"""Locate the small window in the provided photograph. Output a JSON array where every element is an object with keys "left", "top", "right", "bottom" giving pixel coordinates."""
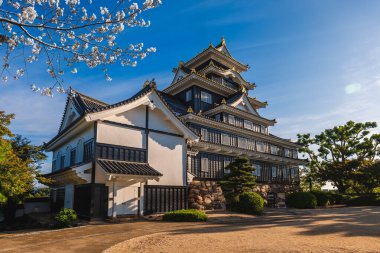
[
  {"left": 272, "top": 166, "right": 277, "bottom": 177},
  {"left": 238, "top": 137, "right": 247, "bottom": 149},
  {"left": 215, "top": 114, "right": 221, "bottom": 121},
  {"left": 83, "top": 140, "right": 93, "bottom": 162},
  {"left": 224, "top": 160, "right": 231, "bottom": 174},
  {"left": 185, "top": 90, "right": 192, "bottom": 102},
  {"left": 270, "top": 145, "right": 279, "bottom": 155},
  {"left": 293, "top": 150, "right": 298, "bottom": 159},
  {"left": 201, "top": 157, "right": 209, "bottom": 172},
  {"left": 256, "top": 141, "right": 265, "bottom": 152},
  {"left": 252, "top": 164, "right": 261, "bottom": 177},
  {"left": 228, "top": 114, "right": 235, "bottom": 125},
  {"left": 70, "top": 148, "right": 76, "bottom": 166},
  {"left": 284, "top": 148, "right": 291, "bottom": 157},
  {"left": 253, "top": 124, "right": 260, "bottom": 132},
  {"left": 201, "top": 91, "right": 212, "bottom": 104},
  {"left": 247, "top": 139, "right": 255, "bottom": 150},
  {"left": 60, "top": 155, "right": 65, "bottom": 169},
  {"left": 201, "top": 128, "right": 208, "bottom": 141}
]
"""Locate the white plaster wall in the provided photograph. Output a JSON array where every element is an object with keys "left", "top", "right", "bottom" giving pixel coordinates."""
[
  {"left": 97, "top": 122, "right": 145, "bottom": 148},
  {"left": 61, "top": 100, "right": 80, "bottom": 130},
  {"left": 104, "top": 105, "right": 146, "bottom": 128},
  {"left": 106, "top": 180, "right": 140, "bottom": 216},
  {"left": 148, "top": 107, "right": 182, "bottom": 134},
  {"left": 147, "top": 132, "right": 186, "bottom": 186},
  {"left": 52, "top": 126, "right": 94, "bottom": 170}
]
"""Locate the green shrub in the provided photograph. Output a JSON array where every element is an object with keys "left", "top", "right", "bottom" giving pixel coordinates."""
[
  {"left": 55, "top": 208, "right": 77, "bottom": 227},
  {"left": 325, "top": 192, "right": 344, "bottom": 205},
  {"left": 0, "top": 193, "right": 6, "bottom": 206},
  {"left": 224, "top": 192, "right": 240, "bottom": 211},
  {"left": 344, "top": 195, "right": 380, "bottom": 206},
  {"left": 286, "top": 192, "right": 317, "bottom": 209},
  {"left": 163, "top": 209, "right": 208, "bottom": 222},
  {"left": 237, "top": 192, "right": 264, "bottom": 215},
  {"left": 310, "top": 191, "right": 330, "bottom": 207}
]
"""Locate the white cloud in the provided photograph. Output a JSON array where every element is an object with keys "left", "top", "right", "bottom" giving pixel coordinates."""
[{"left": 344, "top": 82, "right": 362, "bottom": 94}]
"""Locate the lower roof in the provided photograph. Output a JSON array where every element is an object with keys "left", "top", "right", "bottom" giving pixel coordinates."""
[{"left": 97, "top": 159, "right": 163, "bottom": 177}]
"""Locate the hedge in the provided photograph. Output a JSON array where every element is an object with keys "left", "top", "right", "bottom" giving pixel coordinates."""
[
  {"left": 163, "top": 209, "right": 208, "bottom": 222},
  {"left": 286, "top": 192, "right": 317, "bottom": 209},
  {"left": 237, "top": 192, "right": 264, "bottom": 215},
  {"left": 310, "top": 191, "right": 330, "bottom": 207}
]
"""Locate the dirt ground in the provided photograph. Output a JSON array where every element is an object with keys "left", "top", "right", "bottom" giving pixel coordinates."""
[{"left": 1, "top": 207, "right": 380, "bottom": 253}]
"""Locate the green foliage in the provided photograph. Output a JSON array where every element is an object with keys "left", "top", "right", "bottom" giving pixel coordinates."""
[
  {"left": 0, "top": 192, "right": 7, "bottom": 205},
  {"left": 298, "top": 121, "right": 380, "bottom": 194},
  {"left": 310, "top": 191, "right": 330, "bottom": 207},
  {"left": 286, "top": 192, "right": 317, "bottom": 209},
  {"left": 55, "top": 208, "right": 78, "bottom": 227},
  {"left": 162, "top": 209, "right": 208, "bottom": 222},
  {"left": 219, "top": 156, "right": 256, "bottom": 195},
  {"left": 237, "top": 192, "right": 264, "bottom": 215},
  {"left": 325, "top": 192, "right": 344, "bottom": 205},
  {"left": 224, "top": 192, "right": 240, "bottom": 211},
  {"left": 344, "top": 195, "right": 380, "bottom": 206}
]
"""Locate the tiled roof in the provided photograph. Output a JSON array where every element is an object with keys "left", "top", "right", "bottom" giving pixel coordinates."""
[
  {"left": 157, "top": 91, "right": 188, "bottom": 115},
  {"left": 74, "top": 92, "right": 108, "bottom": 113},
  {"left": 97, "top": 159, "right": 163, "bottom": 176},
  {"left": 227, "top": 90, "right": 244, "bottom": 104}
]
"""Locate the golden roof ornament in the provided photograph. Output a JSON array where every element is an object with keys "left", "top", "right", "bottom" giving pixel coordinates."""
[
  {"left": 221, "top": 36, "right": 226, "bottom": 46},
  {"left": 209, "top": 60, "right": 215, "bottom": 66},
  {"left": 143, "top": 80, "right": 150, "bottom": 88},
  {"left": 221, "top": 98, "right": 227, "bottom": 104},
  {"left": 209, "top": 42, "right": 214, "bottom": 48},
  {"left": 191, "top": 68, "right": 196, "bottom": 73},
  {"left": 240, "top": 84, "right": 247, "bottom": 94},
  {"left": 150, "top": 78, "right": 157, "bottom": 89},
  {"left": 187, "top": 106, "right": 194, "bottom": 113},
  {"left": 231, "top": 66, "right": 236, "bottom": 71},
  {"left": 197, "top": 110, "right": 203, "bottom": 116}
]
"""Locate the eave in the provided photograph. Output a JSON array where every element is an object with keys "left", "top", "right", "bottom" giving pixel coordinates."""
[
  {"left": 199, "top": 64, "right": 255, "bottom": 90},
  {"left": 190, "top": 141, "right": 307, "bottom": 165},
  {"left": 163, "top": 72, "right": 237, "bottom": 96},
  {"left": 184, "top": 46, "right": 248, "bottom": 73},
  {"left": 203, "top": 104, "right": 276, "bottom": 126},
  {"left": 248, "top": 97, "right": 267, "bottom": 109},
  {"left": 181, "top": 113, "right": 300, "bottom": 149},
  {"left": 45, "top": 117, "right": 91, "bottom": 151}
]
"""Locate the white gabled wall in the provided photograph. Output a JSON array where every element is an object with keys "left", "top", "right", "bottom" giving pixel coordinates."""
[
  {"left": 103, "top": 105, "right": 146, "bottom": 128},
  {"left": 148, "top": 107, "right": 182, "bottom": 134},
  {"left": 52, "top": 125, "right": 94, "bottom": 170},
  {"left": 147, "top": 132, "right": 186, "bottom": 186},
  {"left": 97, "top": 122, "right": 146, "bottom": 148}
]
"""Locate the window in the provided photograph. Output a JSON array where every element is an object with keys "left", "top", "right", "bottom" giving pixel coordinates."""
[
  {"left": 60, "top": 155, "right": 65, "bottom": 169},
  {"left": 228, "top": 114, "right": 235, "bottom": 125},
  {"left": 282, "top": 167, "right": 288, "bottom": 178},
  {"left": 256, "top": 141, "right": 265, "bottom": 152},
  {"left": 238, "top": 137, "right": 247, "bottom": 149},
  {"left": 70, "top": 148, "right": 76, "bottom": 166},
  {"left": 260, "top": 125, "right": 267, "bottom": 134},
  {"left": 253, "top": 124, "right": 260, "bottom": 132},
  {"left": 224, "top": 160, "right": 231, "bottom": 174},
  {"left": 201, "top": 91, "right": 212, "bottom": 104},
  {"left": 293, "top": 150, "right": 298, "bottom": 159},
  {"left": 201, "top": 157, "right": 209, "bottom": 172},
  {"left": 244, "top": 120, "right": 253, "bottom": 130},
  {"left": 252, "top": 164, "right": 261, "bottom": 177},
  {"left": 215, "top": 114, "right": 221, "bottom": 121},
  {"left": 201, "top": 128, "right": 208, "bottom": 141},
  {"left": 83, "top": 140, "right": 93, "bottom": 162},
  {"left": 272, "top": 166, "right": 277, "bottom": 177},
  {"left": 270, "top": 145, "right": 279, "bottom": 155},
  {"left": 221, "top": 133, "right": 230, "bottom": 145},
  {"left": 284, "top": 148, "right": 291, "bottom": 157},
  {"left": 52, "top": 160, "right": 57, "bottom": 171},
  {"left": 247, "top": 139, "right": 255, "bottom": 150},
  {"left": 290, "top": 167, "right": 298, "bottom": 178},
  {"left": 185, "top": 89, "right": 192, "bottom": 102}
]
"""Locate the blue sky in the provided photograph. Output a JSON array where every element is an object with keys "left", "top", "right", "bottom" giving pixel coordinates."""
[{"left": 1, "top": 0, "right": 380, "bottom": 172}]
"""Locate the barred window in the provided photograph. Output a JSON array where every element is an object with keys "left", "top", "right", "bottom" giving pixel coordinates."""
[
  {"left": 272, "top": 166, "right": 277, "bottom": 177},
  {"left": 201, "top": 91, "right": 212, "bottom": 104},
  {"left": 224, "top": 160, "right": 231, "bottom": 174},
  {"left": 221, "top": 133, "right": 230, "bottom": 145},
  {"left": 201, "top": 128, "right": 208, "bottom": 141},
  {"left": 252, "top": 164, "right": 261, "bottom": 177},
  {"left": 284, "top": 148, "right": 291, "bottom": 157},
  {"left": 256, "top": 141, "right": 265, "bottom": 152},
  {"left": 282, "top": 167, "right": 288, "bottom": 178},
  {"left": 228, "top": 114, "right": 235, "bottom": 125},
  {"left": 270, "top": 145, "right": 279, "bottom": 155},
  {"left": 247, "top": 139, "right": 255, "bottom": 150},
  {"left": 201, "top": 157, "right": 209, "bottom": 172},
  {"left": 244, "top": 120, "right": 253, "bottom": 130},
  {"left": 253, "top": 124, "right": 261, "bottom": 132},
  {"left": 83, "top": 140, "right": 93, "bottom": 162},
  {"left": 238, "top": 137, "right": 248, "bottom": 149}
]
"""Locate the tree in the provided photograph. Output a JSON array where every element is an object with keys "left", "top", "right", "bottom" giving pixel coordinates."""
[
  {"left": 219, "top": 156, "right": 256, "bottom": 195},
  {"left": 351, "top": 160, "right": 380, "bottom": 194},
  {"left": 0, "top": 111, "right": 48, "bottom": 222},
  {"left": 297, "top": 121, "right": 380, "bottom": 193},
  {"left": 0, "top": 0, "right": 161, "bottom": 96}
]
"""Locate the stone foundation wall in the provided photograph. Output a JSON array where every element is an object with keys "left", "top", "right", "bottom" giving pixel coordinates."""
[
  {"left": 188, "top": 181, "right": 226, "bottom": 210},
  {"left": 256, "top": 183, "right": 300, "bottom": 199}
]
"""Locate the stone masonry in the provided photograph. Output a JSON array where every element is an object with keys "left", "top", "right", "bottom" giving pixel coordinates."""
[{"left": 188, "top": 180, "right": 226, "bottom": 210}]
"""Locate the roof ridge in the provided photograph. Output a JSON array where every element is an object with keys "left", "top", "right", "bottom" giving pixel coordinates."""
[{"left": 73, "top": 90, "right": 109, "bottom": 106}]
